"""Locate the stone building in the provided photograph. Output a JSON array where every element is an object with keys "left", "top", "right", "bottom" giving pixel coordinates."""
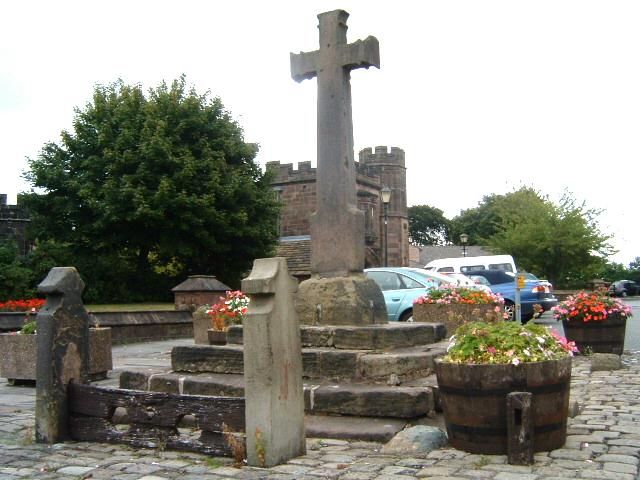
[
  {"left": 0, "top": 194, "right": 30, "bottom": 255},
  {"left": 270, "top": 146, "right": 409, "bottom": 279}
]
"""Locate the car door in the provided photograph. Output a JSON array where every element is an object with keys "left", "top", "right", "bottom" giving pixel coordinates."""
[{"left": 365, "top": 270, "right": 406, "bottom": 320}]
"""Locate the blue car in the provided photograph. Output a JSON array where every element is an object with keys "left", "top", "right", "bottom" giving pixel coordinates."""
[
  {"left": 364, "top": 267, "right": 455, "bottom": 322},
  {"left": 465, "top": 270, "right": 558, "bottom": 322}
]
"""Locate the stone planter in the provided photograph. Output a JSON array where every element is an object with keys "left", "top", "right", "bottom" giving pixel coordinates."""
[
  {"left": 435, "top": 357, "right": 571, "bottom": 454},
  {"left": 207, "top": 329, "right": 227, "bottom": 345},
  {"left": 563, "top": 314, "right": 626, "bottom": 355},
  {"left": 413, "top": 303, "right": 503, "bottom": 336},
  {"left": 0, "top": 327, "right": 113, "bottom": 384}
]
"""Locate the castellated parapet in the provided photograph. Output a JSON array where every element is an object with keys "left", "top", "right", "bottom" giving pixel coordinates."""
[{"left": 268, "top": 146, "right": 409, "bottom": 268}]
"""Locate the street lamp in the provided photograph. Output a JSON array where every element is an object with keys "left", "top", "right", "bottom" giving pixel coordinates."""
[
  {"left": 460, "top": 233, "right": 469, "bottom": 257},
  {"left": 381, "top": 186, "right": 392, "bottom": 267}
]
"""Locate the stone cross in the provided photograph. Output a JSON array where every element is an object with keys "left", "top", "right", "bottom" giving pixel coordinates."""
[{"left": 291, "top": 10, "right": 379, "bottom": 277}]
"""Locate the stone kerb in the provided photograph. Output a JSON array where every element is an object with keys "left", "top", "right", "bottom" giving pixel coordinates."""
[
  {"left": 35, "top": 267, "right": 91, "bottom": 444},
  {"left": 413, "top": 302, "right": 503, "bottom": 336},
  {"left": 241, "top": 257, "right": 306, "bottom": 467}
]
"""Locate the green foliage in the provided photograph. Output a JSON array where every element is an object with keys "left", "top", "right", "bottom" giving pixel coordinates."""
[
  {"left": 20, "top": 320, "right": 37, "bottom": 335},
  {"left": 0, "top": 240, "right": 35, "bottom": 301},
  {"left": 598, "top": 258, "right": 640, "bottom": 284},
  {"left": 449, "top": 188, "right": 613, "bottom": 288},
  {"left": 408, "top": 205, "right": 450, "bottom": 245},
  {"left": 442, "top": 321, "right": 576, "bottom": 364},
  {"left": 21, "top": 76, "right": 279, "bottom": 302}
]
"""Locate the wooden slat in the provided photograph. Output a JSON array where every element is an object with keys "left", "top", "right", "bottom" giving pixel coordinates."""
[
  {"left": 69, "top": 416, "right": 238, "bottom": 456},
  {"left": 68, "top": 383, "right": 245, "bottom": 431}
]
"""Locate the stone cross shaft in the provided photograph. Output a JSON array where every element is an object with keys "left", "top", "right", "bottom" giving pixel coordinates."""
[{"left": 291, "top": 10, "right": 379, "bottom": 277}]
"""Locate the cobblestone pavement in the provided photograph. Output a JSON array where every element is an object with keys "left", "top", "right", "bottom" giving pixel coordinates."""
[{"left": 1, "top": 342, "right": 639, "bottom": 479}]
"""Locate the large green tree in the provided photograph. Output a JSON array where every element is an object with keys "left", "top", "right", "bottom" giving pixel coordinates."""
[
  {"left": 408, "top": 205, "right": 450, "bottom": 245},
  {"left": 450, "top": 188, "right": 613, "bottom": 287},
  {"left": 22, "top": 77, "right": 280, "bottom": 302}
]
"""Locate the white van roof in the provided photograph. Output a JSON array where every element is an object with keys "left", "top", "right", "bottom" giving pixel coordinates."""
[{"left": 424, "top": 255, "right": 516, "bottom": 273}]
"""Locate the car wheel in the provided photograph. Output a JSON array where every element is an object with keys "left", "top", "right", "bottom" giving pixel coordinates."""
[
  {"left": 503, "top": 301, "right": 515, "bottom": 321},
  {"left": 621, "top": 291, "right": 628, "bottom": 298},
  {"left": 399, "top": 309, "right": 413, "bottom": 322}
]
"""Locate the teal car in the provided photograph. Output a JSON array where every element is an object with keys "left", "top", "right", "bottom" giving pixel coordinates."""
[{"left": 364, "top": 267, "right": 455, "bottom": 322}]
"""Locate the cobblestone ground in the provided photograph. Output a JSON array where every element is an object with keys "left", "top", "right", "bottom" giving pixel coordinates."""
[{"left": 1, "top": 354, "right": 639, "bottom": 480}]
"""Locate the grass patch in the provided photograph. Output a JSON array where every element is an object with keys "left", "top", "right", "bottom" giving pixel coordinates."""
[{"left": 86, "top": 303, "right": 175, "bottom": 312}]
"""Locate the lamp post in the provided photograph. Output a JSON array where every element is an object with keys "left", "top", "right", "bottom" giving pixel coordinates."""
[
  {"left": 381, "top": 187, "right": 391, "bottom": 267},
  {"left": 460, "top": 233, "right": 469, "bottom": 257}
]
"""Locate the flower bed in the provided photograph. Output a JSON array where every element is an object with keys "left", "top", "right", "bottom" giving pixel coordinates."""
[
  {"left": 0, "top": 298, "right": 45, "bottom": 312},
  {"left": 413, "top": 286, "right": 506, "bottom": 335}
]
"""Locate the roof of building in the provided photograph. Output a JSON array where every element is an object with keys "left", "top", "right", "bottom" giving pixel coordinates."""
[
  {"left": 171, "top": 275, "right": 232, "bottom": 292},
  {"left": 276, "top": 236, "right": 311, "bottom": 276}
]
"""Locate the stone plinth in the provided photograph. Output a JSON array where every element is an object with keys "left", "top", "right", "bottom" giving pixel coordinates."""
[
  {"left": 413, "top": 303, "right": 503, "bottom": 336},
  {"left": 295, "top": 274, "right": 387, "bottom": 325}
]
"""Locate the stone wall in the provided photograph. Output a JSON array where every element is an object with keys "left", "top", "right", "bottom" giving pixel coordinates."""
[{"left": 268, "top": 146, "right": 409, "bottom": 268}]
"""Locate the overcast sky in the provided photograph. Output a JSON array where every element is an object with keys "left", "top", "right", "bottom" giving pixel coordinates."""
[{"left": 1, "top": 1, "right": 638, "bottom": 265}]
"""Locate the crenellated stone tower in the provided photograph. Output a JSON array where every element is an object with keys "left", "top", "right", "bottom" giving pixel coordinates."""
[
  {"left": 359, "top": 146, "right": 408, "bottom": 267},
  {"left": 268, "top": 146, "right": 408, "bottom": 271}
]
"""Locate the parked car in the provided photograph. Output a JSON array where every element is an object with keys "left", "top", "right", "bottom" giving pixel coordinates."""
[
  {"left": 522, "top": 272, "right": 553, "bottom": 292},
  {"left": 609, "top": 280, "right": 639, "bottom": 297},
  {"left": 464, "top": 269, "right": 558, "bottom": 323},
  {"left": 438, "top": 272, "right": 493, "bottom": 293},
  {"left": 364, "top": 267, "right": 456, "bottom": 322}
]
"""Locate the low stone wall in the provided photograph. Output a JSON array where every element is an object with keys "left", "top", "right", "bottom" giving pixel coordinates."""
[
  {"left": 0, "top": 311, "right": 193, "bottom": 345},
  {"left": 413, "top": 303, "right": 502, "bottom": 336}
]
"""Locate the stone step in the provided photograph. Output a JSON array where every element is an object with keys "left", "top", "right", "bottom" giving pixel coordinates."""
[
  {"left": 170, "top": 342, "right": 448, "bottom": 381},
  {"left": 119, "top": 369, "right": 438, "bottom": 419},
  {"left": 304, "top": 415, "right": 408, "bottom": 443},
  {"left": 226, "top": 322, "right": 447, "bottom": 350}
]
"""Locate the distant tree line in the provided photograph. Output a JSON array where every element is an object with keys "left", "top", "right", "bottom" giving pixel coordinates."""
[
  {"left": 0, "top": 77, "right": 280, "bottom": 303},
  {"left": 409, "top": 188, "right": 637, "bottom": 289}
]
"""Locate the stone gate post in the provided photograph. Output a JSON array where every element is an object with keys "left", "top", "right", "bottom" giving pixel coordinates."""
[
  {"left": 242, "top": 257, "right": 306, "bottom": 467},
  {"left": 35, "top": 267, "right": 90, "bottom": 443}
]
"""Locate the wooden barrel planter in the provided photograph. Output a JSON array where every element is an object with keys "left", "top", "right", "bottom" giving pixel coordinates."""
[
  {"left": 562, "top": 314, "right": 626, "bottom": 355},
  {"left": 435, "top": 357, "right": 571, "bottom": 454}
]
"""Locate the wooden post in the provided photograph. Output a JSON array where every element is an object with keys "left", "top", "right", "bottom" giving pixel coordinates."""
[
  {"left": 507, "top": 391, "right": 534, "bottom": 465},
  {"left": 35, "top": 267, "right": 90, "bottom": 444}
]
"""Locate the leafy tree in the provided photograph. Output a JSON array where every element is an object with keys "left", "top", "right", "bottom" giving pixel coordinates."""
[
  {"left": 22, "top": 77, "right": 280, "bottom": 302},
  {"left": 408, "top": 205, "right": 450, "bottom": 245},
  {"left": 0, "top": 240, "right": 34, "bottom": 301},
  {"left": 450, "top": 188, "right": 613, "bottom": 288},
  {"left": 448, "top": 195, "right": 502, "bottom": 245}
]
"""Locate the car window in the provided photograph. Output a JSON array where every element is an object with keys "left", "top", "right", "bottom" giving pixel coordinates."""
[
  {"left": 366, "top": 271, "right": 402, "bottom": 291},
  {"left": 400, "top": 274, "right": 433, "bottom": 289},
  {"left": 489, "top": 263, "right": 514, "bottom": 272},
  {"left": 460, "top": 265, "right": 485, "bottom": 272},
  {"left": 437, "top": 267, "right": 454, "bottom": 272}
]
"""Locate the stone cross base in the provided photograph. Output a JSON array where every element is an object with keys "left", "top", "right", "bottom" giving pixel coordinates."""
[{"left": 295, "top": 274, "right": 387, "bottom": 325}]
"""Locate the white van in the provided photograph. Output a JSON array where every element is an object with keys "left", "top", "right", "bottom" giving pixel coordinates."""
[{"left": 424, "top": 255, "right": 516, "bottom": 274}]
